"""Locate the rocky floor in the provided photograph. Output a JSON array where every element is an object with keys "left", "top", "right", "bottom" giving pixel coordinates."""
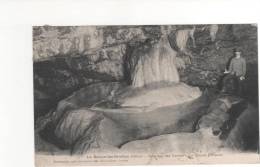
[{"left": 35, "top": 81, "right": 259, "bottom": 155}]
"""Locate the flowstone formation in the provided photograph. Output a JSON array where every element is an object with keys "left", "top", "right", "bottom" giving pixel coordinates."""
[{"left": 131, "top": 35, "right": 180, "bottom": 87}]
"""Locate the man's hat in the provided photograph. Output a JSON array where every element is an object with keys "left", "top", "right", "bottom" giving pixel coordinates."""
[{"left": 234, "top": 48, "right": 241, "bottom": 53}]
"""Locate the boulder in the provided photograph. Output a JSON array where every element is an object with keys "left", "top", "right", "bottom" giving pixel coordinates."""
[
  {"left": 37, "top": 82, "right": 124, "bottom": 152},
  {"left": 54, "top": 109, "right": 103, "bottom": 147},
  {"left": 197, "top": 95, "right": 246, "bottom": 135},
  {"left": 35, "top": 132, "right": 63, "bottom": 154},
  {"left": 52, "top": 82, "right": 124, "bottom": 123},
  {"left": 91, "top": 90, "right": 212, "bottom": 147},
  {"left": 225, "top": 103, "right": 259, "bottom": 151},
  {"left": 196, "top": 93, "right": 259, "bottom": 151},
  {"left": 47, "top": 86, "right": 209, "bottom": 154}
]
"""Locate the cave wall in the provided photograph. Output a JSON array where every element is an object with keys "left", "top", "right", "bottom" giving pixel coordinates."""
[
  {"left": 33, "top": 25, "right": 161, "bottom": 118},
  {"left": 179, "top": 24, "right": 258, "bottom": 104},
  {"left": 33, "top": 24, "right": 258, "bottom": 118}
]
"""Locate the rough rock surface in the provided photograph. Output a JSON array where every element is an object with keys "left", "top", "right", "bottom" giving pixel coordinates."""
[
  {"left": 120, "top": 128, "right": 224, "bottom": 154},
  {"left": 179, "top": 25, "right": 258, "bottom": 104},
  {"left": 34, "top": 25, "right": 258, "bottom": 120},
  {"left": 197, "top": 95, "right": 245, "bottom": 133},
  {"left": 36, "top": 86, "right": 258, "bottom": 155},
  {"left": 54, "top": 109, "right": 102, "bottom": 147},
  {"left": 33, "top": 26, "right": 160, "bottom": 119},
  {"left": 115, "top": 95, "right": 257, "bottom": 154},
  {"left": 37, "top": 83, "right": 210, "bottom": 154},
  {"left": 36, "top": 82, "right": 123, "bottom": 150},
  {"left": 52, "top": 82, "right": 124, "bottom": 121},
  {"left": 225, "top": 103, "right": 259, "bottom": 151}
]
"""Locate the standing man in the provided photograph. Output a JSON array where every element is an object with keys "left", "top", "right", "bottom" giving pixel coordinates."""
[{"left": 223, "top": 49, "right": 246, "bottom": 95}]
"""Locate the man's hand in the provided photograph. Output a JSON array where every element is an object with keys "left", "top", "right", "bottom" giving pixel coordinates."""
[
  {"left": 240, "top": 76, "right": 245, "bottom": 80},
  {"left": 224, "top": 69, "right": 230, "bottom": 74}
]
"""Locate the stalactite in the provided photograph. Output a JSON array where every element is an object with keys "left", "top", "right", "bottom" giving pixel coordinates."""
[
  {"left": 168, "top": 27, "right": 196, "bottom": 65},
  {"left": 209, "top": 24, "right": 218, "bottom": 42},
  {"left": 176, "top": 29, "right": 190, "bottom": 52},
  {"left": 189, "top": 26, "right": 196, "bottom": 48},
  {"left": 174, "top": 57, "right": 186, "bottom": 70}
]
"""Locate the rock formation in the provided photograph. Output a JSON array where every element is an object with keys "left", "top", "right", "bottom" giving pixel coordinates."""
[{"left": 131, "top": 35, "right": 180, "bottom": 87}]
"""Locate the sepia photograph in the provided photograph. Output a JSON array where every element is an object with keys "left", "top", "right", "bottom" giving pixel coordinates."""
[{"left": 33, "top": 24, "right": 258, "bottom": 165}]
